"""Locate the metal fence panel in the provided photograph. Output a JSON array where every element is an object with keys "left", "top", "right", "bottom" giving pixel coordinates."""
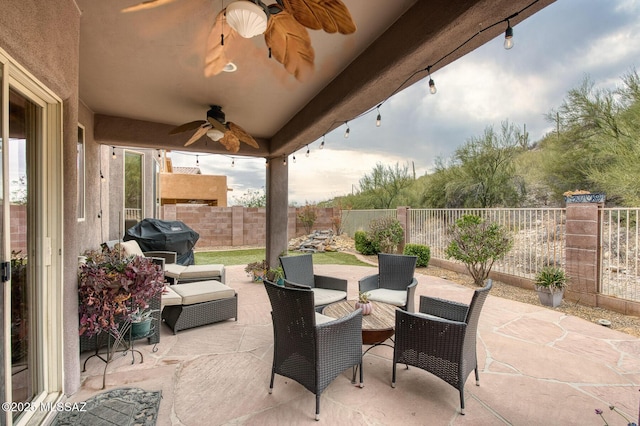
[
  {"left": 408, "top": 208, "right": 566, "bottom": 280},
  {"left": 341, "top": 209, "right": 397, "bottom": 237},
  {"left": 601, "top": 208, "right": 640, "bottom": 302}
]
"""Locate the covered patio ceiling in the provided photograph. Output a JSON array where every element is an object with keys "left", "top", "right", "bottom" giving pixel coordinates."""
[{"left": 78, "top": 0, "right": 554, "bottom": 159}]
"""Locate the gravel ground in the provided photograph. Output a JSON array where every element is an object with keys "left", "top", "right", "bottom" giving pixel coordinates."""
[{"left": 357, "top": 252, "right": 640, "bottom": 339}]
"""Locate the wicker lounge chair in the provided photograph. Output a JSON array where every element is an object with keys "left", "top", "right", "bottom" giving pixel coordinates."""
[
  {"left": 115, "top": 240, "right": 225, "bottom": 284},
  {"left": 279, "top": 254, "right": 347, "bottom": 312},
  {"left": 358, "top": 253, "right": 418, "bottom": 312},
  {"left": 263, "top": 280, "right": 363, "bottom": 421},
  {"left": 391, "top": 279, "right": 493, "bottom": 414}
]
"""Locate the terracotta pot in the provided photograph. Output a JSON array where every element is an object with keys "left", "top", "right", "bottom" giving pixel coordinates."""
[{"left": 355, "top": 301, "right": 373, "bottom": 315}]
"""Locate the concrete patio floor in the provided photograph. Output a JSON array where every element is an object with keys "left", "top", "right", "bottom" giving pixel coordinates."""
[{"left": 73, "top": 264, "right": 640, "bottom": 425}]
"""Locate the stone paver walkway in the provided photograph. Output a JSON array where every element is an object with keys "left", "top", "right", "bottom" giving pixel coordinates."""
[{"left": 73, "top": 264, "right": 640, "bottom": 425}]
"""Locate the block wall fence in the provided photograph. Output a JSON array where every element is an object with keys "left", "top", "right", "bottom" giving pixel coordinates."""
[{"left": 160, "top": 204, "right": 339, "bottom": 248}]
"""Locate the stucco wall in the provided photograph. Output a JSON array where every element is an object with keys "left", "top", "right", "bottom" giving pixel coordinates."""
[{"left": 0, "top": 0, "right": 82, "bottom": 395}]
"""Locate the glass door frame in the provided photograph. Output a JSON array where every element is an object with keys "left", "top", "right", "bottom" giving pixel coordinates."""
[{"left": 0, "top": 47, "right": 64, "bottom": 426}]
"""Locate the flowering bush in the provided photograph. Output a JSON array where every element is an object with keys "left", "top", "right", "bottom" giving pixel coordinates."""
[{"left": 78, "top": 246, "right": 164, "bottom": 337}]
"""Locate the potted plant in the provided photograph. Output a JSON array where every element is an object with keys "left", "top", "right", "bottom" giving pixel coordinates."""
[
  {"left": 78, "top": 246, "right": 164, "bottom": 339},
  {"left": 266, "top": 266, "right": 285, "bottom": 285},
  {"left": 129, "top": 307, "right": 159, "bottom": 337},
  {"left": 534, "top": 266, "right": 567, "bottom": 307},
  {"left": 355, "top": 291, "right": 373, "bottom": 315},
  {"left": 244, "top": 259, "right": 269, "bottom": 282}
]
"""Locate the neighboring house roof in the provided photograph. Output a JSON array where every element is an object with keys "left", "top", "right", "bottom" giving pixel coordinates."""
[{"left": 173, "top": 167, "right": 201, "bottom": 175}]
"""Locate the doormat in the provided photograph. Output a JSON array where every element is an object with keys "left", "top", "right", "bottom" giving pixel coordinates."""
[{"left": 52, "top": 387, "right": 161, "bottom": 426}]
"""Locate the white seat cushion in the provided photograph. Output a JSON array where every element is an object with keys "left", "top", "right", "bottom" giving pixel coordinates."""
[
  {"left": 171, "top": 280, "right": 235, "bottom": 305},
  {"left": 367, "top": 288, "right": 406, "bottom": 307},
  {"left": 164, "top": 263, "right": 224, "bottom": 279},
  {"left": 315, "top": 312, "right": 335, "bottom": 325},
  {"left": 311, "top": 288, "right": 347, "bottom": 307},
  {"left": 161, "top": 285, "right": 182, "bottom": 307}
]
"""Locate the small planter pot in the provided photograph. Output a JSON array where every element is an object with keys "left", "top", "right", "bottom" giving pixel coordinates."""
[
  {"left": 131, "top": 319, "right": 153, "bottom": 337},
  {"left": 355, "top": 301, "right": 373, "bottom": 315},
  {"left": 535, "top": 286, "right": 564, "bottom": 308}
]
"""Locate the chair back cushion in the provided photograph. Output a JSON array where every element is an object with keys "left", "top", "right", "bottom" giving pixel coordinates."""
[
  {"left": 378, "top": 254, "right": 417, "bottom": 291},
  {"left": 118, "top": 240, "right": 145, "bottom": 257},
  {"left": 279, "top": 254, "right": 315, "bottom": 288}
]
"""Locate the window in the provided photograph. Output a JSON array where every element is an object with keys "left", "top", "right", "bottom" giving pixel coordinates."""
[
  {"left": 77, "top": 125, "right": 85, "bottom": 220},
  {"left": 124, "top": 150, "right": 144, "bottom": 227}
]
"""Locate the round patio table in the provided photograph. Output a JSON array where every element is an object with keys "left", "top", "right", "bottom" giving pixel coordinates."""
[{"left": 322, "top": 300, "right": 397, "bottom": 345}]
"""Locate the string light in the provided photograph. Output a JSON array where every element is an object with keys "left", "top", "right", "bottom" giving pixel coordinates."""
[
  {"left": 306, "top": 145, "right": 310, "bottom": 157},
  {"left": 292, "top": 154, "right": 296, "bottom": 163},
  {"left": 231, "top": 158, "right": 235, "bottom": 167},
  {"left": 112, "top": 146, "right": 116, "bottom": 159},
  {"left": 286, "top": 5, "right": 531, "bottom": 157},
  {"left": 265, "top": 158, "right": 269, "bottom": 167},
  {"left": 100, "top": 171, "right": 105, "bottom": 182},
  {"left": 157, "top": 150, "right": 162, "bottom": 158},
  {"left": 196, "top": 155, "right": 200, "bottom": 166},
  {"left": 283, "top": 155, "right": 287, "bottom": 165},
  {"left": 504, "top": 19, "right": 514, "bottom": 49},
  {"left": 427, "top": 66, "right": 437, "bottom": 95}
]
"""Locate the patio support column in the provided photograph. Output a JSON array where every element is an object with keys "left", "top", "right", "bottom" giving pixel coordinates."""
[{"left": 266, "top": 158, "right": 288, "bottom": 268}]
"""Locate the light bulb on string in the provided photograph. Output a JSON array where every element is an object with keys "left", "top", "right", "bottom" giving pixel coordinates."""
[
  {"left": 231, "top": 158, "right": 235, "bottom": 167},
  {"left": 427, "top": 66, "right": 437, "bottom": 95},
  {"left": 306, "top": 145, "right": 310, "bottom": 157},
  {"left": 344, "top": 122, "right": 350, "bottom": 138},
  {"left": 504, "top": 19, "right": 514, "bottom": 49},
  {"left": 265, "top": 158, "right": 269, "bottom": 167},
  {"left": 112, "top": 146, "right": 116, "bottom": 159},
  {"left": 283, "top": 155, "right": 287, "bottom": 166},
  {"left": 292, "top": 154, "right": 296, "bottom": 163},
  {"left": 196, "top": 155, "right": 199, "bottom": 166},
  {"left": 376, "top": 104, "right": 382, "bottom": 127},
  {"left": 320, "top": 135, "right": 325, "bottom": 150},
  {"left": 100, "top": 171, "right": 105, "bottom": 182}
]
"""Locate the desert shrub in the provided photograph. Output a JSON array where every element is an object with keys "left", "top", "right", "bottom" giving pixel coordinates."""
[
  {"left": 445, "top": 214, "right": 512, "bottom": 286},
  {"left": 354, "top": 230, "right": 377, "bottom": 255},
  {"left": 297, "top": 204, "right": 317, "bottom": 234},
  {"left": 368, "top": 216, "right": 404, "bottom": 254},
  {"left": 403, "top": 244, "right": 431, "bottom": 267}
]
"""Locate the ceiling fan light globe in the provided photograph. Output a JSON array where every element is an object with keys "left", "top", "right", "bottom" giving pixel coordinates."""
[
  {"left": 207, "top": 128, "right": 225, "bottom": 141},
  {"left": 225, "top": 1, "right": 268, "bottom": 38}
]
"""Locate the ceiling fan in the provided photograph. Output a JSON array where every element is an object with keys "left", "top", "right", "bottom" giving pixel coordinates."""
[
  {"left": 169, "top": 105, "right": 260, "bottom": 153},
  {"left": 121, "top": 0, "right": 357, "bottom": 81}
]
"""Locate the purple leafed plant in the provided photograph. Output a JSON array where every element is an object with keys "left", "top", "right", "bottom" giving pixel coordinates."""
[{"left": 78, "top": 246, "right": 164, "bottom": 338}]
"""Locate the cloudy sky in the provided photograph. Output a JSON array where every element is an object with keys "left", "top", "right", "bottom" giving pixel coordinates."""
[{"left": 171, "top": 0, "right": 640, "bottom": 205}]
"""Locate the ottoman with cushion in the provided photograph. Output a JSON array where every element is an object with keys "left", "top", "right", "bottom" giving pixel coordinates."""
[{"left": 162, "top": 280, "right": 237, "bottom": 334}]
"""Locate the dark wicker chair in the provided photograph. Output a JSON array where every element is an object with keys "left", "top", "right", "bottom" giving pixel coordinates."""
[
  {"left": 391, "top": 279, "right": 493, "bottom": 415},
  {"left": 263, "top": 280, "right": 363, "bottom": 421},
  {"left": 358, "top": 253, "right": 418, "bottom": 312},
  {"left": 279, "top": 254, "right": 348, "bottom": 312}
]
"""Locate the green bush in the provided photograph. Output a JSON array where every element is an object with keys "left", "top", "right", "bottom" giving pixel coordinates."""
[
  {"left": 368, "top": 217, "right": 404, "bottom": 254},
  {"left": 445, "top": 214, "right": 512, "bottom": 286},
  {"left": 403, "top": 244, "right": 430, "bottom": 267},
  {"left": 354, "top": 230, "right": 377, "bottom": 255}
]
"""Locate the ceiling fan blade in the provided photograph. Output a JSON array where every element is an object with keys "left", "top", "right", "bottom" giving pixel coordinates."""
[
  {"left": 121, "top": 0, "right": 178, "bottom": 13},
  {"left": 204, "top": 10, "right": 238, "bottom": 77},
  {"left": 183, "top": 125, "right": 209, "bottom": 147},
  {"left": 207, "top": 116, "right": 228, "bottom": 133},
  {"left": 228, "top": 122, "right": 259, "bottom": 149},
  {"left": 264, "top": 7, "right": 315, "bottom": 81},
  {"left": 169, "top": 120, "right": 206, "bottom": 135},
  {"left": 218, "top": 132, "right": 241, "bottom": 153},
  {"left": 280, "top": 0, "right": 356, "bottom": 34}
]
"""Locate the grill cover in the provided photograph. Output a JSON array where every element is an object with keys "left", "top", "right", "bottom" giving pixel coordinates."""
[{"left": 124, "top": 218, "right": 199, "bottom": 265}]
